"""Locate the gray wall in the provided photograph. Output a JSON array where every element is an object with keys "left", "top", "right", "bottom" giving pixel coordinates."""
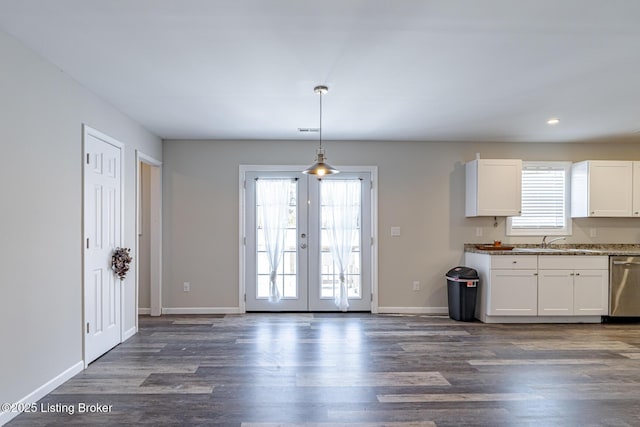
[
  {"left": 162, "top": 139, "right": 640, "bottom": 311},
  {"left": 0, "top": 30, "right": 161, "bottom": 408}
]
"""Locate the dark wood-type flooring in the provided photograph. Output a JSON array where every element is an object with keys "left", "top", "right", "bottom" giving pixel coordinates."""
[{"left": 8, "top": 313, "right": 640, "bottom": 426}]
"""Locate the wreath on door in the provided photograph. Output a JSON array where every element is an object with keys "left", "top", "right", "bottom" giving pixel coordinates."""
[{"left": 112, "top": 247, "right": 133, "bottom": 280}]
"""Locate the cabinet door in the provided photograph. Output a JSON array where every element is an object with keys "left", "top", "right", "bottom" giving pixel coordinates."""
[
  {"left": 476, "top": 159, "right": 522, "bottom": 216},
  {"left": 537, "top": 270, "right": 573, "bottom": 315},
  {"left": 488, "top": 270, "right": 537, "bottom": 316},
  {"left": 465, "top": 159, "right": 522, "bottom": 217},
  {"left": 574, "top": 269, "right": 609, "bottom": 315},
  {"left": 633, "top": 162, "right": 640, "bottom": 217},
  {"left": 588, "top": 161, "right": 633, "bottom": 217}
]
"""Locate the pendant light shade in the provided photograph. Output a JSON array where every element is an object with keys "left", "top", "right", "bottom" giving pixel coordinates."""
[
  {"left": 302, "top": 148, "right": 339, "bottom": 176},
  {"left": 303, "top": 85, "right": 339, "bottom": 176}
]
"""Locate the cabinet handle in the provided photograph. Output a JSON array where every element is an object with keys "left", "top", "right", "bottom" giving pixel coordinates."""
[
  {"left": 575, "top": 273, "right": 580, "bottom": 276},
  {"left": 512, "top": 261, "right": 517, "bottom": 264},
  {"left": 533, "top": 273, "right": 538, "bottom": 276},
  {"left": 570, "top": 273, "right": 575, "bottom": 276},
  {"left": 613, "top": 261, "right": 640, "bottom": 265},
  {"left": 591, "top": 211, "right": 595, "bottom": 215}
]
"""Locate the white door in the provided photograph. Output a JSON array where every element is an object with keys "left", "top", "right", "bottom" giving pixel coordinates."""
[
  {"left": 308, "top": 173, "right": 372, "bottom": 311},
  {"left": 244, "top": 170, "right": 372, "bottom": 311},
  {"left": 245, "top": 172, "right": 308, "bottom": 311},
  {"left": 84, "top": 127, "right": 123, "bottom": 364}
]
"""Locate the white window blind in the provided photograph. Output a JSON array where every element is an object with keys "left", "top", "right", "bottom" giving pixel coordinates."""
[{"left": 507, "top": 161, "right": 571, "bottom": 236}]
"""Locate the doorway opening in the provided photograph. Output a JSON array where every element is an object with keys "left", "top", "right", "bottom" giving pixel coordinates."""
[{"left": 136, "top": 151, "right": 162, "bottom": 319}]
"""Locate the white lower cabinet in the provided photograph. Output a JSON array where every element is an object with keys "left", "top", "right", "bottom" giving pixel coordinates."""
[
  {"left": 489, "top": 269, "right": 538, "bottom": 315},
  {"left": 537, "top": 256, "right": 609, "bottom": 316},
  {"left": 574, "top": 269, "right": 609, "bottom": 315},
  {"left": 537, "top": 270, "right": 573, "bottom": 315},
  {"left": 465, "top": 253, "right": 539, "bottom": 322},
  {"left": 465, "top": 252, "right": 609, "bottom": 323}
]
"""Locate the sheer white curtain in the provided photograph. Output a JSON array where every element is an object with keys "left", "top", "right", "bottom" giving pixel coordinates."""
[
  {"left": 322, "top": 180, "right": 361, "bottom": 311},
  {"left": 257, "top": 179, "right": 291, "bottom": 303}
]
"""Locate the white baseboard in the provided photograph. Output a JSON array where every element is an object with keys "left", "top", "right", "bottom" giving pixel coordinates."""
[
  {"left": 162, "top": 307, "right": 446, "bottom": 315},
  {"left": 377, "top": 306, "right": 449, "bottom": 315},
  {"left": 161, "top": 307, "right": 242, "bottom": 315},
  {"left": 122, "top": 326, "right": 137, "bottom": 341},
  {"left": 0, "top": 360, "right": 83, "bottom": 426},
  {"left": 138, "top": 308, "right": 151, "bottom": 315}
]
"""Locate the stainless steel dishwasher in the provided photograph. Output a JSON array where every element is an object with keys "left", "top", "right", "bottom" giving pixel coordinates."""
[{"left": 610, "top": 256, "right": 640, "bottom": 317}]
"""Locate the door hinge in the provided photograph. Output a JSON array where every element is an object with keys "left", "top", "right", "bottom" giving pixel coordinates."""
[
  {"left": 370, "top": 293, "right": 373, "bottom": 302},
  {"left": 243, "top": 237, "right": 246, "bottom": 245},
  {"left": 86, "top": 238, "right": 89, "bottom": 249},
  {"left": 244, "top": 294, "right": 246, "bottom": 302},
  {"left": 86, "top": 322, "right": 90, "bottom": 334},
  {"left": 371, "top": 237, "right": 374, "bottom": 245},
  {"left": 243, "top": 180, "right": 246, "bottom": 189},
  {"left": 86, "top": 153, "right": 90, "bottom": 164}
]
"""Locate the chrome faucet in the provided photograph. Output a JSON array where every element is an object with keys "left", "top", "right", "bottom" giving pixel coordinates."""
[{"left": 541, "top": 236, "right": 566, "bottom": 248}]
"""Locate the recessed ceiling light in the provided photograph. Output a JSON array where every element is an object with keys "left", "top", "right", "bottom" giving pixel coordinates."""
[{"left": 547, "top": 118, "right": 560, "bottom": 125}]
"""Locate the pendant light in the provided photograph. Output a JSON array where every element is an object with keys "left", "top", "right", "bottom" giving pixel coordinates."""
[{"left": 303, "top": 85, "right": 339, "bottom": 176}]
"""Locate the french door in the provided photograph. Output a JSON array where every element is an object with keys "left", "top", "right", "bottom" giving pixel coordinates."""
[{"left": 244, "top": 170, "right": 372, "bottom": 311}]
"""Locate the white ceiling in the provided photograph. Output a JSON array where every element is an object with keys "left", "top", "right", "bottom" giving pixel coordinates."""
[{"left": 1, "top": 0, "right": 640, "bottom": 142}]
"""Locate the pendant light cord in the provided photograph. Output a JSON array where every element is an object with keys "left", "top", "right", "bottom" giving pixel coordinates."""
[{"left": 319, "top": 89, "right": 323, "bottom": 151}]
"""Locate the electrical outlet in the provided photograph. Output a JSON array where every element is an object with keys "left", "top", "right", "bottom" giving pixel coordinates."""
[
  {"left": 412, "top": 281, "right": 420, "bottom": 291},
  {"left": 183, "top": 282, "right": 190, "bottom": 292},
  {"left": 475, "top": 227, "right": 483, "bottom": 237},
  {"left": 391, "top": 226, "right": 401, "bottom": 237}
]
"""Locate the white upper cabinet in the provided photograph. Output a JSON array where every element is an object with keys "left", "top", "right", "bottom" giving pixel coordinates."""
[
  {"left": 465, "top": 159, "right": 522, "bottom": 217},
  {"left": 633, "top": 162, "right": 640, "bottom": 217},
  {"left": 571, "top": 160, "right": 633, "bottom": 217}
]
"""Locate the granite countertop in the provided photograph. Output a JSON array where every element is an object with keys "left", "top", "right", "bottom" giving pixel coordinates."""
[{"left": 464, "top": 243, "right": 640, "bottom": 256}]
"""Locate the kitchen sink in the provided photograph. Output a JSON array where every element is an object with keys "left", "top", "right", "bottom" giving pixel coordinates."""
[
  {"left": 560, "top": 248, "right": 605, "bottom": 253},
  {"left": 511, "top": 247, "right": 604, "bottom": 253},
  {"left": 512, "top": 248, "right": 563, "bottom": 253}
]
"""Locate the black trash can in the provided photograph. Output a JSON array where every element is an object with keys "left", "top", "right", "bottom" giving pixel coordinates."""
[{"left": 445, "top": 266, "right": 479, "bottom": 321}]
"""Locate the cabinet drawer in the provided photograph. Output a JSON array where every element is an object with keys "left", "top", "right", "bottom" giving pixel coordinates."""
[
  {"left": 538, "top": 255, "right": 608, "bottom": 270},
  {"left": 491, "top": 255, "right": 537, "bottom": 269}
]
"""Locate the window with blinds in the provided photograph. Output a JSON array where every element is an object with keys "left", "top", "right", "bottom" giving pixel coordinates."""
[{"left": 506, "top": 161, "right": 572, "bottom": 236}]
